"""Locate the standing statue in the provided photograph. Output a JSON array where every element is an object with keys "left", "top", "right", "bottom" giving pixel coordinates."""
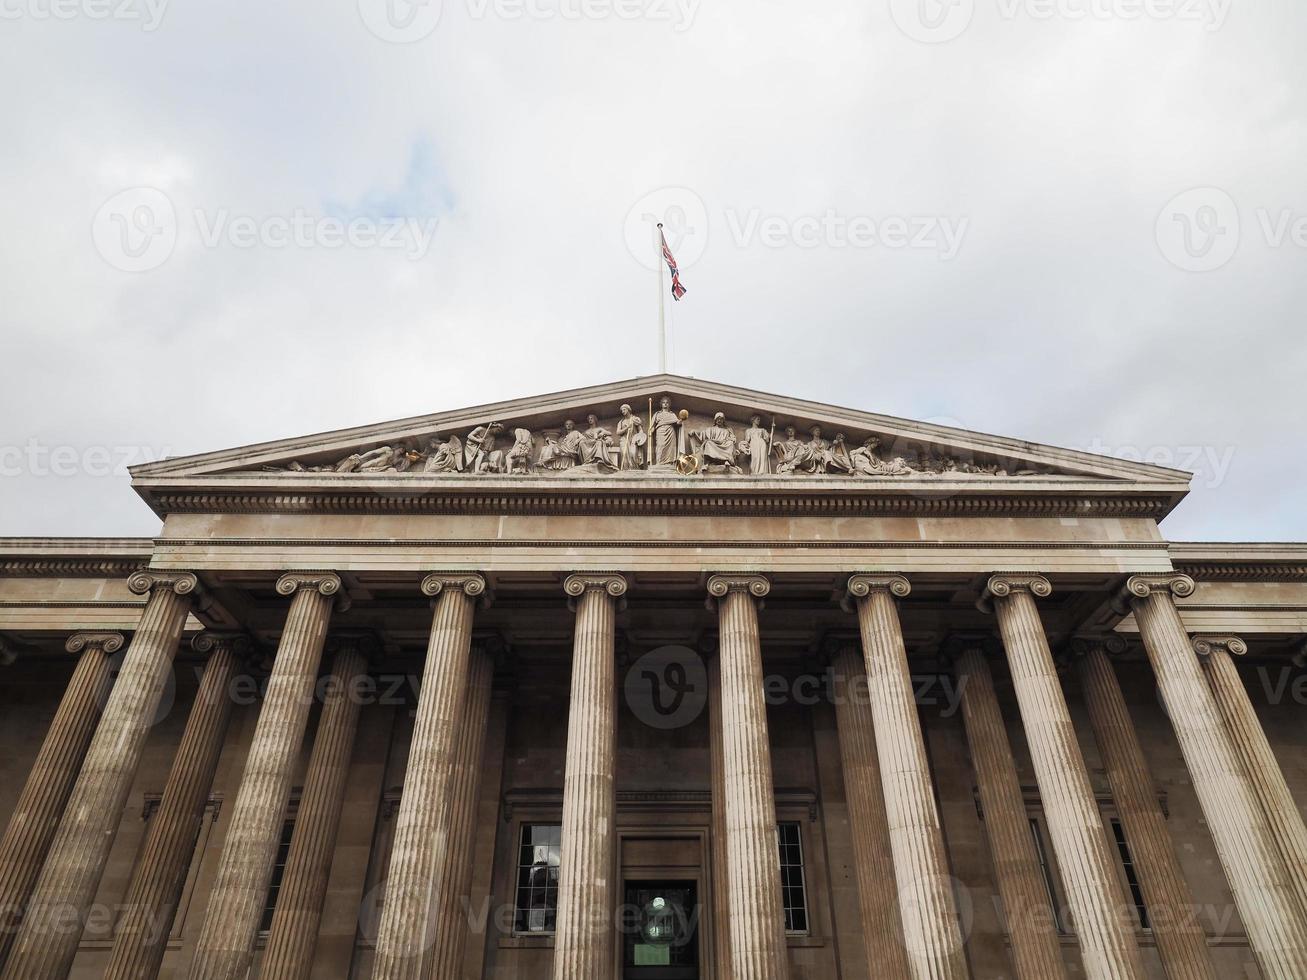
[
  {"left": 649, "top": 397, "right": 685, "bottom": 469},
  {"left": 689, "top": 413, "right": 742, "bottom": 474},
  {"left": 616, "top": 404, "right": 646, "bottom": 471},
  {"left": 423, "top": 434, "right": 464, "bottom": 473},
  {"left": 740, "top": 415, "right": 771, "bottom": 475},
  {"left": 506, "top": 428, "right": 534, "bottom": 474},
  {"left": 465, "top": 422, "right": 506, "bottom": 473}
]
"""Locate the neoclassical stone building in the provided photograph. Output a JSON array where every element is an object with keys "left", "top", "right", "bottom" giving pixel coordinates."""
[{"left": 1, "top": 375, "right": 1305, "bottom": 980}]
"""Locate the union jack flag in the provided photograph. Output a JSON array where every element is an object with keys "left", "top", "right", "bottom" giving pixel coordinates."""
[{"left": 659, "top": 225, "right": 688, "bottom": 301}]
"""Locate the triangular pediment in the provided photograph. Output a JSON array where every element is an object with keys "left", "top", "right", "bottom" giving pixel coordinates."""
[{"left": 131, "top": 376, "right": 1191, "bottom": 514}]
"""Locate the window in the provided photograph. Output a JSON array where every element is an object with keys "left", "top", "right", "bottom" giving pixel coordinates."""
[
  {"left": 777, "top": 822, "right": 809, "bottom": 934},
  {"left": 514, "top": 824, "right": 561, "bottom": 934},
  {"left": 1028, "top": 817, "right": 1067, "bottom": 934},
  {"left": 260, "top": 817, "right": 296, "bottom": 932},
  {"left": 1110, "top": 819, "right": 1149, "bottom": 930}
]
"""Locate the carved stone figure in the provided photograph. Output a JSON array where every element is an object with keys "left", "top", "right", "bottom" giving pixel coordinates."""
[
  {"left": 465, "top": 423, "right": 506, "bottom": 473},
  {"left": 800, "top": 426, "right": 832, "bottom": 474},
  {"left": 827, "top": 433, "right": 854, "bottom": 474},
  {"left": 506, "top": 428, "right": 534, "bottom": 474},
  {"left": 583, "top": 414, "right": 619, "bottom": 469},
  {"left": 689, "top": 413, "right": 742, "bottom": 474},
  {"left": 537, "top": 430, "right": 571, "bottom": 471},
  {"left": 774, "top": 426, "right": 809, "bottom": 475},
  {"left": 740, "top": 415, "right": 772, "bottom": 475},
  {"left": 616, "top": 404, "right": 646, "bottom": 471},
  {"left": 850, "top": 436, "right": 914, "bottom": 477},
  {"left": 423, "top": 434, "right": 464, "bottom": 473},
  {"left": 649, "top": 397, "right": 685, "bottom": 469}
]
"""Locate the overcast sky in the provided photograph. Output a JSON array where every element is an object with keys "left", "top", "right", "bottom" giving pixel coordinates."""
[{"left": 1, "top": 0, "right": 1303, "bottom": 541}]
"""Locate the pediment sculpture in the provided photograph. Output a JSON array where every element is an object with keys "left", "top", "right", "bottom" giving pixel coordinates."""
[{"left": 267, "top": 396, "right": 1057, "bottom": 480}]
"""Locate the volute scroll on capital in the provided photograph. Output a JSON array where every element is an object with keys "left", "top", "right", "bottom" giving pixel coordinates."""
[
  {"left": 562, "top": 573, "right": 630, "bottom": 599},
  {"left": 420, "top": 572, "right": 489, "bottom": 600},
  {"left": 1192, "top": 634, "right": 1249, "bottom": 659},
  {"left": 842, "top": 575, "right": 911, "bottom": 614},
  {"left": 65, "top": 632, "right": 126, "bottom": 655},
  {"left": 1066, "top": 633, "right": 1130, "bottom": 660},
  {"left": 976, "top": 573, "right": 1052, "bottom": 613},
  {"left": 706, "top": 573, "right": 771, "bottom": 600},
  {"left": 127, "top": 570, "right": 200, "bottom": 598}
]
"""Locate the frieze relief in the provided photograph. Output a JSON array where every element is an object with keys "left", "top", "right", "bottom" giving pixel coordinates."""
[{"left": 263, "top": 396, "right": 1061, "bottom": 480}]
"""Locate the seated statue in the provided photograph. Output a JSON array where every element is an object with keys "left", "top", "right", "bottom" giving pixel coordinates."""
[
  {"left": 689, "top": 412, "right": 742, "bottom": 474},
  {"left": 424, "top": 434, "right": 464, "bottom": 473},
  {"left": 850, "top": 436, "right": 914, "bottom": 477}
]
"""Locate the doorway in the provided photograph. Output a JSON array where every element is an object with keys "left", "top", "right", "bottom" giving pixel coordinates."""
[{"left": 622, "top": 880, "right": 700, "bottom": 980}]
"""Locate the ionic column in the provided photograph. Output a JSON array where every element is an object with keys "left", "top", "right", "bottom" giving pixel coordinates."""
[
  {"left": 426, "top": 636, "right": 498, "bottom": 980},
  {"left": 1194, "top": 635, "right": 1307, "bottom": 923},
  {"left": 105, "top": 633, "right": 252, "bottom": 980},
  {"left": 709, "top": 574, "right": 789, "bottom": 980},
  {"left": 0, "top": 633, "right": 120, "bottom": 967},
  {"left": 1124, "top": 576, "right": 1307, "bottom": 978},
  {"left": 373, "top": 573, "right": 487, "bottom": 980},
  {"left": 827, "top": 637, "right": 911, "bottom": 978},
  {"left": 2, "top": 572, "right": 196, "bottom": 980},
  {"left": 190, "top": 572, "right": 345, "bottom": 980},
  {"left": 949, "top": 636, "right": 1067, "bottom": 980},
  {"left": 1071, "top": 635, "right": 1217, "bottom": 980},
  {"left": 706, "top": 640, "right": 732, "bottom": 980},
  {"left": 980, "top": 574, "right": 1144, "bottom": 980},
  {"left": 551, "top": 573, "right": 627, "bottom": 980},
  {"left": 261, "top": 632, "right": 375, "bottom": 980},
  {"left": 846, "top": 575, "right": 966, "bottom": 980}
]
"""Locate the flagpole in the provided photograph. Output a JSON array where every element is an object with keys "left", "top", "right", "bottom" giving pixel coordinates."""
[{"left": 656, "top": 223, "right": 667, "bottom": 373}]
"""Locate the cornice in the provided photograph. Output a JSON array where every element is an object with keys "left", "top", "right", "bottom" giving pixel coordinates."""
[
  {"left": 136, "top": 485, "right": 1178, "bottom": 521},
  {"left": 1172, "top": 561, "right": 1307, "bottom": 582},
  {"left": 0, "top": 559, "right": 149, "bottom": 578}
]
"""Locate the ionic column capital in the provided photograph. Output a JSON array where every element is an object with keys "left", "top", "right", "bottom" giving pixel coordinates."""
[
  {"left": 65, "top": 632, "right": 126, "bottom": 655},
  {"left": 127, "top": 570, "right": 199, "bottom": 597},
  {"left": 1192, "top": 634, "right": 1248, "bottom": 659},
  {"left": 845, "top": 574, "right": 911, "bottom": 605},
  {"left": 192, "top": 632, "right": 257, "bottom": 661},
  {"left": 706, "top": 573, "right": 770, "bottom": 599},
  {"left": 1066, "top": 633, "right": 1129, "bottom": 660},
  {"left": 421, "top": 572, "right": 488, "bottom": 600},
  {"left": 563, "top": 573, "right": 629, "bottom": 599},
  {"left": 324, "top": 629, "right": 383, "bottom": 663},
  {"left": 977, "top": 573, "right": 1051, "bottom": 613},
  {"left": 1115, "top": 573, "right": 1197, "bottom": 613}
]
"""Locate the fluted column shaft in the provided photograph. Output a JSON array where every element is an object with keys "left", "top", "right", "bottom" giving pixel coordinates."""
[
  {"left": 953, "top": 644, "right": 1067, "bottom": 980},
  {"left": 2, "top": 573, "right": 196, "bottom": 980},
  {"left": 1074, "top": 638, "right": 1217, "bottom": 980},
  {"left": 261, "top": 636, "right": 371, "bottom": 980},
  {"left": 1196, "top": 635, "right": 1307, "bottom": 923},
  {"left": 426, "top": 641, "right": 496, "bottom": 980},
  {"left": 984, "top": 576, "right": 1143, "bottom": 980},
  {"left": 190, "top": 573, "right": 342, "bottom": 980},
  {"left": 1128, "top": 579, "right": 1307, "bottom": 977},
  {"left": 848, "top": 575, "right": 966, "bottom": 980},
  {"left": 0, "top": 633, "right": 119, "bottom": 967},
  {"left": 105, "top": 634, "right": 249, "bottom": 980},
  {"left": 830, "top": 643, "right": 911, "bottom": 978},
  {"left": 707, "top": 649, "right": 733, "bottom": 980},
  {"left": 372, "top": 573, "right": 486, "bottom": 980},
  {"left": 551, "top": 574, "right": 626, "bottom": 980},
  {"left": 711, "top": 574, "right": 789, "bottom": 980}
]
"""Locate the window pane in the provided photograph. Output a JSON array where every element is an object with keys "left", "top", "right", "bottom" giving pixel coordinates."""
[
  {"left": 515, "top": 823, "right": 562, "bottom": 934},
  {"left": 777, "top": 822, "right": 809, "bottom": 935}
]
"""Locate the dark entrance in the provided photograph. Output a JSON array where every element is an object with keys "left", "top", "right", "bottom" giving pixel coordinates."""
[{"left": 622, "top": 881, "right": 700, "bottom": 979}]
